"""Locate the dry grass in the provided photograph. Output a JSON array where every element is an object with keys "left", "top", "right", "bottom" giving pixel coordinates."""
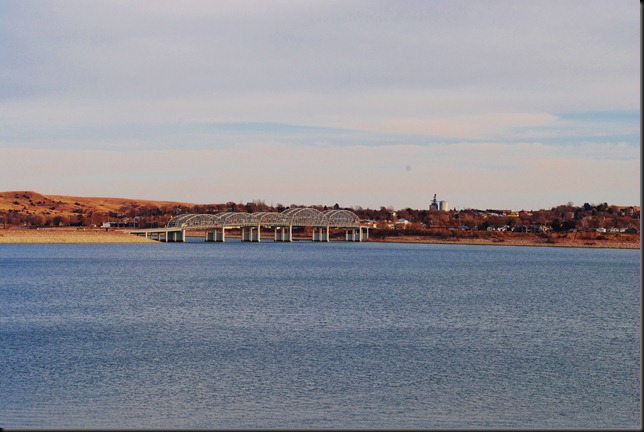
[
  {"left": 0, "top": 190, "right": 191, "bottom": 220},
  {"left": 0, "top": 228, "right": 154, "bottom": 244}
]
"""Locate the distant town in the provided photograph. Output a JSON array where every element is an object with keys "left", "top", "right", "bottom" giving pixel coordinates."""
[{"left": 0, "top": 191, "right": 639, "bottom": 237}]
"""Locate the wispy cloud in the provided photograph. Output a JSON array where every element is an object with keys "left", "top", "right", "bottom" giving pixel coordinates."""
[
  {"left": 2, "top": 140, "right": 638, "bottom": 210},
  {"left": 0, "top": 0, "right": 639, "bottom": 209}
]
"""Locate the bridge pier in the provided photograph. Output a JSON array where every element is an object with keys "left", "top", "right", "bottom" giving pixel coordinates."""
[
  {"left": 135, "top": 228, "right": 185, "bottom": 242},
  {"left": 241, "top": 226, "right": 261, "bottom": 242},
  {"left": 312, "top": 226, "right": 329, "bottom": 242},
  {"left": 205, "top": 228, "right": 226, "bottom": 242},
  {"left": 274, "top": 226, "right": 292, "bottom": 242},
  {"left": 167, "top": 230, "right": 185, "bottom": 242},
  {"left": 345, "top": 227, "right": 368, "bottom": 242}
]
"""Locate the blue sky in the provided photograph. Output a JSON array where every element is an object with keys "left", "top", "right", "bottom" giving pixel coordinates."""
[{"left": 0, "top": 0, "right": 639, "bottom": 210}]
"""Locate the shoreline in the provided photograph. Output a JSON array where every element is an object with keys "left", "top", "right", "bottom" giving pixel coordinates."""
[
  {"left": 0, "top": 228, "right": 640, "bottom": 249},
  {"left": 0, "top": 228, "right": 154, "bottom": 244},
  {"left": 367, "top": 236, "right": 640, "bottom": 249}
]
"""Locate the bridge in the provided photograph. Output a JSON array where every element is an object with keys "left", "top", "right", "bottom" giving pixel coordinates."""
[{"left": 129, "top": 208, "right": 370, "bottom": 243}]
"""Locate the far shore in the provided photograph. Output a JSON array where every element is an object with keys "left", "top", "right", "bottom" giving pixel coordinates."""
[
  {"left": 368, "top": 235, "right": 640, "bottom": 249},
  {"left": 0, "top": 227, "right": 640, "bottom": 249}
]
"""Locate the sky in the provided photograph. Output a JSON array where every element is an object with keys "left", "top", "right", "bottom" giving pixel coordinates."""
[{"left": 0, "top": 0, "right": 640, "bottom": 211}]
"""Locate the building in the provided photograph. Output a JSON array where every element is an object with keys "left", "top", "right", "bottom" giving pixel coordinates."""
[
  {"left": 430, "top": 194, "right": 449, "bottom": 211},
  {"left": 430, "top": 194, "right": 438, "bottom": 210}
]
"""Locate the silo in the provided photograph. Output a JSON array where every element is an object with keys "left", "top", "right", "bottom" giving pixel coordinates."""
[{"left": 439, "top": 201, "right": 449, "bottom": 211}]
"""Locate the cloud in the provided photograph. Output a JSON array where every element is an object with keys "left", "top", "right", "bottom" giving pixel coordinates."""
[
  {"left": 1, "top": 140, "right": 638, "bottom": 210},
  {"left": 1, "top": 0, "right": 638, "bottom": 105},
  {"left": 0, "top": 0, "right": 639, "bottom": 209},
  {"left": 351, "top": 112, "right": 559, "bottom": 139}
]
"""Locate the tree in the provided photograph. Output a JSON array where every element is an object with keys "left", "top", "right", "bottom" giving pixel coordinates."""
[
  {"left": 30, "top": 214, "right": 45, "bottom": 226},
  {"left": 561, "top": 220, "right": 576, "bottom": 231}
]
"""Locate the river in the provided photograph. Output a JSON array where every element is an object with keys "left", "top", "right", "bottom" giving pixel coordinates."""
[{"left": 1, "top": 241, "right": 640, "bottom": 428}]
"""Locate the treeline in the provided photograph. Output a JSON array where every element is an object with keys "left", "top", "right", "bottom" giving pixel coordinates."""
[
  {"left": 0, "top": 200, "right": 640, "bottom": 233},
  {"left": 362, "top": 202, "right": 640, "bottom": 233}
]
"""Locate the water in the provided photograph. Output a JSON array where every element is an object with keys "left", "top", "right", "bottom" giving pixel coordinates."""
[{"left": 1, "top": 240, "right": 640, "bottom": 429}]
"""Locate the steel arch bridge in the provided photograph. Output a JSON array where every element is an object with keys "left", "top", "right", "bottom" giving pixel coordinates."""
[
  {"left": 130, "top": 208, "right": 369, "bottom": 243},
  {"left": 166, "top": 208, "right": 362, "bottom": 229}
]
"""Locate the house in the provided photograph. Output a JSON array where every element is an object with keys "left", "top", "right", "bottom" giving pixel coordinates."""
[
  {"left": 529, "top": 225, "right": 549, "bottom": 233},
  {"left": 101, "top": 221, "right": 138, "bottom": 228},
  {"left": 361, "top": 219, "right": 378, "bottom": 228},
  {"left": 396, "top": 218, "right": 411, "bottom": 226}
]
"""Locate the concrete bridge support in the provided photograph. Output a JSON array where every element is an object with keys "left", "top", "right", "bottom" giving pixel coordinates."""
[
  {"left": 345, "top": 227, "right": 368, "bottom": 242},
  {"left": 134, "top": 229, "right": 186, "bottom": 243},
  {"left": 312, "top": 227, "right": 330, "bottom": 242},
  {"left": 137, "top": 229, "right": 183, "bottom": 242},
  {"left": 274, "top": 226, "right": 292, "bottom": 242},
  {"left": 205, "top": 228, "right": 226, "bottom": 242},
  {"left": 164, "top": 230, "right": 185, "bottom": 242},
  {"left": 241, "top": 226, "right": 261, "bottom": 242}
]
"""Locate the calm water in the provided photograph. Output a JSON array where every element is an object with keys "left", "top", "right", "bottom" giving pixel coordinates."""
[{"left": 1, "top": 240, "right": 640, "bottom": 429}]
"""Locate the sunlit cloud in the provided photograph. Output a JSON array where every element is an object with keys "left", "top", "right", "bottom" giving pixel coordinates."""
[
  {"left": 1, "top": 139, "right": 638, "bottom": 211},
  {"left": 352, "top": 112, "right": 558, "bottom": 139}
]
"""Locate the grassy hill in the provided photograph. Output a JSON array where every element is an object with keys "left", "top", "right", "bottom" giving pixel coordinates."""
[{"left": 0, "top": 191, "right": 192, "bottom": 221}]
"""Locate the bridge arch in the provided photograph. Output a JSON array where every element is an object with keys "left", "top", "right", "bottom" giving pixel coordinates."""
[
  {"left": 167, "top": 213, "right": 220, "bottom": 228},
  {"left": 281, "top": 207, "right": 326, "bottom": 226},
  {"left": 253, "top": 212, "right": 290, "bottom": 226},
  {"left": 167, "top": 208, "right": 365, "bottom": 229},
  {"left": 323, "top": 209, "right": 361, "bottom": 227}
]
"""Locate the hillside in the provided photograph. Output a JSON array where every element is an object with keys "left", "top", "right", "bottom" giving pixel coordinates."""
[{"left": 0, "top": 191, "right": 192, "bottom": 222}]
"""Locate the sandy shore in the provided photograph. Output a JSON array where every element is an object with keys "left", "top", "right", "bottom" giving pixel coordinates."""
[
  {"left": 0, "top": 228, "right": 154, "bottom": 244},
  {"left": 0, "top": 228, "right": 639, "bottom": 249},
  {"left": 369, "top": 235, "right": 640, "bottom": 249}
]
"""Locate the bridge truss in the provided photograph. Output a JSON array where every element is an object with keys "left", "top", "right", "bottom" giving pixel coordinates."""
[
  {"left": 166, "top": 208, "right": 363, "bottom": 229},
  {"left": 144, "top": 207, "right": 369, "bottom": 242}
]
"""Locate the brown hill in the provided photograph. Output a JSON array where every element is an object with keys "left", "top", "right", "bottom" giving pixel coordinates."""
[{"left": 0, "top": 191, "right": 193, "bottom": 220}]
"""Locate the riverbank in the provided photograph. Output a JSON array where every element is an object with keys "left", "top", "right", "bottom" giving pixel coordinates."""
[
  {"left": 0, "top": 228, "right": 640, "bottom": 249},
  {"left": 369, "top": 234, "right": 640, "bottom": 249},
  {"left": 0, "top": 228, "right": 154, "bottom": 243}
]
